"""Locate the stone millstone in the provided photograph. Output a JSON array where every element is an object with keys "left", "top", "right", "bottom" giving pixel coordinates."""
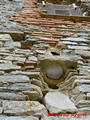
[{"left": 46, "top": 66, "right": 63, "bottom": 80}]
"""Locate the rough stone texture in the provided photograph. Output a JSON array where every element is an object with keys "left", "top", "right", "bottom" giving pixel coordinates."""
[
  {"left": 2, "top": 100, "right": 47, "bottom": 116},
  {"left": 44, "top": 92, "right": 77, "bottom": 113},
  {"left": 11, "top": 71, "right": 40, "bottom": 78},
  {"left": 0, "top": 64, "right": 21, "bottom": 71},
  {"left": 0, "top": 92, "right": 27, "bottom": 101},
  {"left": 0, "top": 31, "right": 24, "bottom": 41},
  {"left": 0, "top": 75, "right": 30, "bottom": 85},
  {"left": 0, "top": 0, "right": 89, "bottom": 119},
  {"left": 7, "top": 83, "right": 43, "bottom": 101},
  {"left": 39, "top": 55, "right": 77, "bottom": 88}
]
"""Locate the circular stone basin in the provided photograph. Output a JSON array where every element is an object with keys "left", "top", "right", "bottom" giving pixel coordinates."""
[{"left": 46, "top": 66, "right": 63, "bottom": 80}]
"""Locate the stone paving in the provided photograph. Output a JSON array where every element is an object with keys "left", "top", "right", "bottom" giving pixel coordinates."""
[{"left": 0, "top": 0, "right": 90, "bottom": 120}]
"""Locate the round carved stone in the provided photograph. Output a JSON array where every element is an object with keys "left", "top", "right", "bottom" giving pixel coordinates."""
[{"left": 46, "top": 66, "right": 63, "bottom": 80}]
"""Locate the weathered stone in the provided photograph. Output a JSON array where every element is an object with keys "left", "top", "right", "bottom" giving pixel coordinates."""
[
  {"left": 68, "top": 45, "right": 90, "bottom": 50},
  {"left": 4, "top": 56, "right": 26, "bottom": 63},
  {"left": 75, "top": 85, "right": 90, "bottom": 93},
  {"left": 0, "top": 31, "right": 24, "bottom": 41},
  {"left": 22, "top": 91, "right": 42, "bottom": 101},
  {"left": 21, "top": 37, "right": 37, "bottom": 48},
  {"left": 31, "top": 80, "right": 43, "bottom": 88},
  {"left": 35, "top": 50, "right": 46, "bottom": 55},
  {"left": 44, "top": 92, "right": 77, "bottom": 113},
  {"left": 7, "top": 83, "right": 43, "bottom": 101},
  {"left": 2, "top": 100, "right": 47, "bottom": 116},
  {"left": 0, "top": 34, "right": 13, "bottom": 42},
  {"left": 0, "top": 75, "right": 30, "bottom": 85},
  {"left": 0, "top": 116, "right": 39, "bottom": 120},
  {"left": 39, "top": 55, "right": 77, "bottom": 88},
  {"left": 46, "top": 66, "right": 63, "bottom": 80},
  {"left": 75, "top": 50, "right": 90, "bottom": 58},
  {"left": 0, "top": 92, "right": 27, "bottom": 101},
  {"left": 28, "top": 56, "right": 38, "bottom": 62},
  {"left": 11, "top": 71, "right": 40, "bottom": 79},
  {"left": 72, "top": 79, "right": 90, "bottom": 88},
  {"left": 61, "top": 37, "right": 89, "bottom": 43},
  {"left": 76, "top": 100, "right": 90, "bottom": 108},
  {"left": 0, "top": 63, "right": 21, "bottom": 71},
  {"left": 14, "top": 48, "right": 30, "bottom": 55},
  {"left": 4, "top": 41, "right": 21, "bottom": 48}
]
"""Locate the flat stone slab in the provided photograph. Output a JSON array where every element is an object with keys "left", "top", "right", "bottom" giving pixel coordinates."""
[
  {"left": 61, "top": 37, "right": 89, "bottom": 43},
  {"left": 0, "top": 92, "right": 27, "bottom": 101},
  {"left": 2, "top": 100, "right": 47, "bottom": 116},
  {"left": 0, "top": 75, "right": 30, "bottom": 85},
  {"left": 7, "top": 83, "right": 43, "bottom": 101},
  {"left": 76, "top": 85, "right": 90, "bottom": 93},
  {"left": 0, "top": 116, "right": 39, "bottom": 120},
  {"left": 0, "top": 63, "right": 21, "bottom": 71},
  {"left": 4, "top": 41, "right": 21, "bottom": 48},
  {"left": 75, "top": 50, "right": 90, "bottom": 58},
  {"left": 11, "top": 71, "right": 40, "bottom": 79},
  {"left": 44, "top": 92, "right": 77, "bottom": 113},
  {"left": 4, "top": 56, "right": 26, "bottom": 63}
]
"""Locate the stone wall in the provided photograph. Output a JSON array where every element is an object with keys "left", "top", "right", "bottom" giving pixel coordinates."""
[{"left": 0, "top": 0, "right": 89, "bottom": 120}]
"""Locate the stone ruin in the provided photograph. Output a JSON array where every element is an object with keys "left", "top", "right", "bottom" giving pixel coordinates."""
[{"left": 0, "top": 0, "right": 89, "bottom": 120}]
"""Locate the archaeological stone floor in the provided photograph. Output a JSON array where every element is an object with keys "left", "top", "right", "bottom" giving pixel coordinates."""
[{"left": 0, "top": 0, "right": 90, "bottom": 120}]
